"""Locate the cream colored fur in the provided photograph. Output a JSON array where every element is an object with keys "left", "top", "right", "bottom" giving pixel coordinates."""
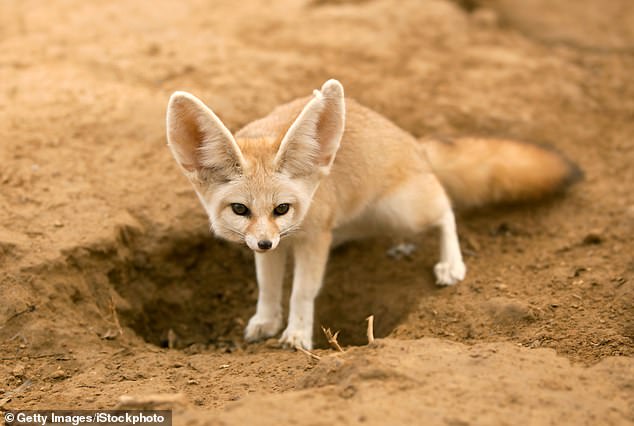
[{"left": 166, "top": 79, "right": 578, "bottom": 350}]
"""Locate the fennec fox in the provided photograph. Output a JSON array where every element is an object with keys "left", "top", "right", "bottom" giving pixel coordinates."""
[{"left": 166, "top": 80, "right": 580, "bottom": 349}]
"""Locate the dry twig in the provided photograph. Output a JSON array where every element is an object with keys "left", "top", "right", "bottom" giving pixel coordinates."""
[
  {"left": 102, "top": 296, "right": 124, "bottom": 340},
  {"left": 0, "top": 379, "right": 32, "bottom": 408},
  {"left": 366, "top": 315, "right": 375, "bottom": 344},
  {"left": 109, "top": 296, "right": 123, "bottom": 336},
  {"left": 117, "top": 393, "right": 188, "bottom": 409},
  {"left": 295, "top": 345, "right": 321, "bottom": 360},
  {"left": 1, "top": 353, "right": 69, "bottom": 361},
  {"left": 3, "top": 305, "right": 35, "bottom": 325},
  {"left": 321, "top": 326, "right": 344, "bottom": 352}
]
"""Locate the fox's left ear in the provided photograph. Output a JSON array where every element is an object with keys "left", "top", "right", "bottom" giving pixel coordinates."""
[{"left": 275, "top": 79, "right": 345, "bottom": 177}]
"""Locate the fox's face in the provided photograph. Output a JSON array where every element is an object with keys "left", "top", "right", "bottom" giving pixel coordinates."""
[
  {"left": 166, "top": 81, "right": 345, "bottom": 252},
  {"left": 189, "top": 148, "right": 316, "bottom": 251}
]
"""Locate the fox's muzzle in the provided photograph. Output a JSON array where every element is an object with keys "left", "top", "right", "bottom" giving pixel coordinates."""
[{"left": 245, "top": 234, "right": 280, "bottom": 252}]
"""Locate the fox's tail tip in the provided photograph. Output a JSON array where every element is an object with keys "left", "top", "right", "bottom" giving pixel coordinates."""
[
  {"left": 423, "top": 137, "right": 583, "bottom": 210},
  {"left": 562, "top": 156, "right": 584, "bottom": 187},
  {"left": 543, "top": 144, "right": 584, "bottom": 193}
]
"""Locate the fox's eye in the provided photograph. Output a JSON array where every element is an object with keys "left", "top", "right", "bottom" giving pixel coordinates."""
[
  {"left": 231, "top": 203, "right": 250, "bottom": 216},
  {"left": 273, "top": 203, "right": 290, "bottom": 216}
]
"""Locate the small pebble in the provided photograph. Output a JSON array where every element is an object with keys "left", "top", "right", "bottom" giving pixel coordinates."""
[
  {"left": 582, "top": 233, "right": 602, "bottom": 245},
  {"left": 12, "top": 365, "right": 25, "bottom": 377},
  {"left": 386, "top": 243, "right": 417, "bottom": 259},
  {"left": 49, "top": 369, "right": 66, "bottom": 379}
]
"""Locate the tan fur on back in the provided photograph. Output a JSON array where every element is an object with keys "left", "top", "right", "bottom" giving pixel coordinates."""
[
  {"left": 236, "top": 97, "right": 579, "bottom": 223},
  {"left": 236, "top": 97, "right": 437, "bottom": 232}
]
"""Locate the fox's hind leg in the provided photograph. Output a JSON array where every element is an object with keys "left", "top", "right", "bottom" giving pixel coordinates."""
[
  {"left": 433, "top": 208, "right": 466, "bottom": 285},
  {"left": 376, "top": 172, "right": 466, "bottom": 285}
]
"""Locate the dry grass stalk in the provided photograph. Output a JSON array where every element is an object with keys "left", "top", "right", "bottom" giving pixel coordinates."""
[
  {"left": 102, "top": 297, "right": 124, "bottom": 340},
  {"left": 295, "top": 345, "right": 321, "bottom": 360},
  {"left": 321, "top": 326, "right": 344, "bottom": 352},
  {"left": 167, "top": 328, "right": 177, "bottom": 349},
  {"left": 117, "top": 393, "right": 188, "bottom": 409},
  {"left": 0, "top": 379, "right": 33, "bottom": 408},
  {"left": 109, "top": 296, "right": 123, "bottom": 336},
  {"left": 366, "top": 315, "right": 375, "bottom": 344}
]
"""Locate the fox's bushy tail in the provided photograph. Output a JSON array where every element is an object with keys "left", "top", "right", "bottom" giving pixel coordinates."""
[{"left": 422, "top": 137, "right": 582, "bottom": 210}]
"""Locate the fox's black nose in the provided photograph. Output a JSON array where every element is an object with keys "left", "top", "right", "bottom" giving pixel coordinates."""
[{"left": 258, "top": 240, "right": 273, "bottom": 250}]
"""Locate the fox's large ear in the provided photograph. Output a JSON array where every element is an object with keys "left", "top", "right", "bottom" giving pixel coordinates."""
[
  {"left": 275, "top": 79, "right": 345, "bottom": 177},
  {"left": 166, "top": 91, "right": 244, "bottom": 177}
]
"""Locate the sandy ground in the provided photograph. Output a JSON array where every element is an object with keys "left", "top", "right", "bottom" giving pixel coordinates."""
[{"left": 1, "top": 0, "right": 633, "bottom": 424}]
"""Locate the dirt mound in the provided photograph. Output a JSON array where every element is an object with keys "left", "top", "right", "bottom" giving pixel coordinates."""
[{"left": 193, "top": 339, "right": 633, "bottom": 425}]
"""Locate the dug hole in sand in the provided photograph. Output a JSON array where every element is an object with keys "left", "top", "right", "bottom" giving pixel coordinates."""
[{"left": 0, "top": 0, "right": 633, "bottom": 424}]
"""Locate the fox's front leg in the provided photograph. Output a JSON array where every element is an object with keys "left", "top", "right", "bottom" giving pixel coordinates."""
[
  {"left": 244, "top": 246, "right": 288, "bottom": 342},
  {"left": 280, "top": 231, "right": 332, "bottom": 350}
]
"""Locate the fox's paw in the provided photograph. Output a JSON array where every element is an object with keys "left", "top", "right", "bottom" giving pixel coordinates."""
[
  {"left": 244, "top": 314, "right": 282, "bottom": 342},
  {"left": 434, "top": 260, "right": 466, "bottom": 286},
  {"left": 279, "top": 325, "right": 313, "bottom": 350}
]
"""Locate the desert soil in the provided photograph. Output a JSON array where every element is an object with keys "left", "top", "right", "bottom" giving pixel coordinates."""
[{"left": 1, "top": 0, "right": 633, "bottom": 424}]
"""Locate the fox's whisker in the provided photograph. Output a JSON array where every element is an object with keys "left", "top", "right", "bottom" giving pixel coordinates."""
[
  {"left": 216, "top": 224, "right": 246, "bottom": 240},
  {"left": 280, "top": 224, "right": 301, "bottom": 237}
]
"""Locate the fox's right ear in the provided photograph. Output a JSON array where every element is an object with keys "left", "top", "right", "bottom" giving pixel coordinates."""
[{"left": 166, "top": 91, "right": 244, "bottom": 176}]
